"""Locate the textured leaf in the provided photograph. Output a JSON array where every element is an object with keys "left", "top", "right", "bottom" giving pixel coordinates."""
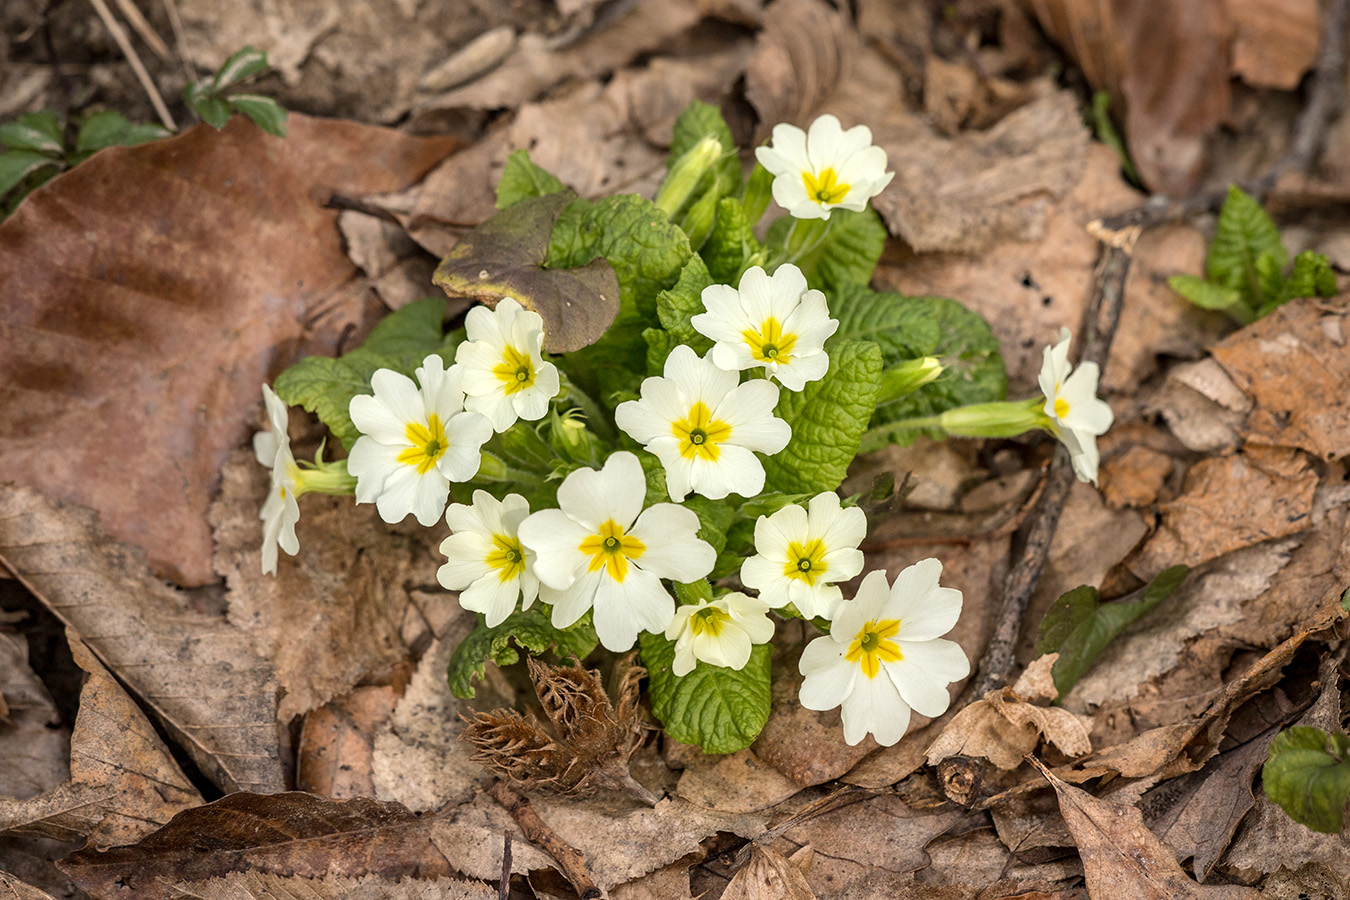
[
  {"left": 447, "top": 606, "right": 598, "bottom": 699},
  {"left": 1280, "top": 250, "right": 1337, "bottom": 303},
  {"left": 1262, "top": 726, "right": 1350, "bottom": 834},
  {"left": 770, "top": 208, "right": 887, "bottom": 295},
  {"left": 0, "top": 111, "right": 63, "bottom": 154},
  {"left": 1035, "top": 565, "right": 1190, "bottom": 696},
  {"left": 495, "top": 148, "right": 565, "bottom": 210},
  {"left": 831, "top": 282, "right": 939, "bottom": 363},
  {"left": 433, "top": 191, "right": 621, "bottom": 354},
  {"left": 666, "top": 100, "right": 741, "bottom": 195},
  {"left": 228, "top": 95, "right": 288, "bottom": 138},
  {"left": 654, "top": 254, "right": 714, "bottom": 345},
  {"left": 168, "top": 872, "right": 496, "bottom": 900},
  {"left": 1207, "top": 185, "right": 1285, "bottom": 308},
  {"left": 640, "top": 632, "right": 772, "bottom": 754},
  {"left": 762, "top": 340, "right": 883, "bottom": 495},
  {"left": 213, "top": 46, "right": 270, "bottom": 90},
  {"left": 701, "top": 197, "right": 765, "bottom": 285}
]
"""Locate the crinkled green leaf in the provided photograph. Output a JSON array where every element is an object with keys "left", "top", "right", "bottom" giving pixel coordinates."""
[
  {"left": 1263, "top": 726, "right": 1350, "bottom": 834},
  {"left": 228, "top": 95, "right": 288, "bottom": 137},
  {"left": 213, "top": 45, "right": 270, "bottom": 90},
  {"left": 496, "top": 148, "right": 566, "bottom": 210},
  {"left": 273, "top": 297, "right": 458, "bottom": 450},
  {"left": 766, "top": 208, "right": 886, "bottom": 296},
  {"left": 702, "top": 198, "right": 765, "bottom": 285},
  {"left": 1282, "top": 249, "right": 1337, "bottom": 302},
  {"left": 655, "top": 254, "right": 714, "bottom": 345},
  {"left": 832, "top": 282, "right": 939, "bottom": 362},
  {"left": 865, "top": 293, "right": 1007, "bottom": 442},
  {"left": 1167, "top": 273, "right": 1243, "bottom": 314},
  {"left": 0, "top": 111, "right": 63, "bottom": 154},
  {"left": 639, "top": 632, "right": 771, "bottom": 754},
  {"left": 1208, "top": 185, "right": 1286, "bottom": 308},
  {"left": 73, "top": 111, "right": 170, "bottom": 157},
  {"left": 643, "top": 326, "right": 680, "bottom": 376},
  {"left": 1035, "top": 565, "right": 1189, "bottom": 697},
  {"left": 448, "top": 607, "right": 599, "bottom": 699},
  {"left": 682, "top": 496, "right": 735, "bottom": 557},
  {"left": 741, "top": 161, "right": 773, "bottom": 224},
  {"left": 667, "top": 101, "right": 740, "bottom": 194},
  {"left": 435, "top": 191, "right": 621, "bottom": 353},
  {"left": 763, "top": 339, "right": 882, "bottom": 495},
  {"left": 0, "top": 149, "right": 60, "bottom": 199}
]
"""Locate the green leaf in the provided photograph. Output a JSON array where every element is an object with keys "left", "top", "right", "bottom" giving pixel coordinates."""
[
  {"left": 0, "top": 111, "right": 64, "bottom": 154},
  {"left": 1035, "top": 564, "right": 1190, "bottom": 696},
  {"left": 434, "top": 191, "right": 622, "bottom": 353},
  {"left": 1091, "top": 90, "right": 1141, "bottom": 186},
  {"left": 448, "top": 607, "right": 599, "bottom": 699},
  {"left": 0, "top": 149, "right": 61, "bottom": 199},
  {"left": 643, "top": 326, "right": 679, "bottom": 376},
  {"left": 682, "top": 496, "right": 736, "bottom": 557},
  {"left": 213, "top": 45, "right": 270, "bottom": 90},
  {"left": 187, "top": 88, "right": 233, "bottom": 129},
  {"left": 701, "top": 198, "right": 765, "bottom": 285},
  {"left": 73, "top": 110, "right": 171, "bottom": 156},
  {"left": 1208, "top": 185, "right": 1286, "bottom": 308},
  {"left": 763, "top": 340, "right": 883, "bottom": 494},
  {"left": 654, "top": 254, "right": 713, "bottom": 344},
  {"left": 773, "top": 208, "right": 887, "bottom": 295},
  {"left": 1263, "top": 726, "right": 1350, "bottom": 834},
  {"left": 496, "top": 149, "right": 566, "bottom": 210},
  {"left": 741, "top": 161, "right": 773, "bottom": 224},
  {"left": 831, "top": 282, "right": 940, "bottom": 362},
  {"left": 1284, "top": 249, "right": 1337, "bottom": 301},
  {"left": 273, "top": 297, "right": 455, "bottom": 449},
  {"left": 1167, "top": 274, "right": 1243, "bottom": 314},
  {"left": 667, "top": 101, "right": 740, "bottom": 195},
  {"left": 865, "top": 293, "right": 1007, "bottom": 440},
  {"left": 228, "top": 95, "right": 288, "bottom": 137},
  {"left": 640, "top": 632, "right": 771, "bottom": 754}
]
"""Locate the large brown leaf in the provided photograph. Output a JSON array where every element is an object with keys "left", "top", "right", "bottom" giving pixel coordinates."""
[
  {"left": 0, "top": 115, "right": 458, "bottom": 585},
  {"left": 0, "top": 485, "right": 283, "bottom": 793},
  {"left": 58, "top": 792, "right": 457, "bottom": 900}
]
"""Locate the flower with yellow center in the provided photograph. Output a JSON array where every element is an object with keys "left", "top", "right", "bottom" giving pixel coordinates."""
[
  {"left": 741, "top": 491, "right": 866, "bottom": 620},
  {"left": 799, "top": 561, "right": 969, "bottom": 747},
  {"left": 692, "top": 264, "right": 838, "bottom": 391},
  {"left": 456, "top": 298, "right": 560, "bottom": 432},
  {"left": 615, "top": 345, "right": 790, "bottom": 501},
  {"left": 754, "top": 114, "right": 893, "bottom": 220},
  {"left": 438, "top": 491, "right": 539, "bottom": 627},
  {"left": 1038, "top": 329, "right": 1114, "bottom": 485},
  {"left": 348, "top": 354, "right": 493, "bottom": 526},
  {"left": 517, "top": 452, "right": 716, "bottom": 652},
  {"left": 666, "top": 592, "right": 775, "bottom": 677}
]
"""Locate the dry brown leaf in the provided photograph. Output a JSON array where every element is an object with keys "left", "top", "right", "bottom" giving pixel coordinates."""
[
  {"left": 722, "top": 845, "right": 816, "bottom": 900},
  {"left": 210, "top": 450, "right": 438, "bottom": 721},
  {"left": 1211, "top": 303, "right": 1350, "bottom": 463},
  {"left": 0, "top": 115, "right": 457, "bottom": 585},
  {"left": 919, "top": 829, "right": 1084, "bottom": 894},
  {"left": 1034, "top": 480, "right": 1149, "bottom": 614},
  {"left": 744, "top": 0, "right": 850, "bottom": 131},
  {"left": 59, "top": 792, "right": 457, "bottom": 900},
  {"left": 1129, "top": 446, "right": 1318, "bottom": 581},
  {"left": 1032, "top": 759, "right": 1261, "bottom": 898},
  {"left": 1223, "top": 0, "right": 1320, "bottom": 89},
  {"left": 609, "top": 860, "right": 694, "bottom": 900},
  {"left": 1100, "top": 445, "right": 1175, "bottom": 509},
  {"left": 0, "top": 872, "right": 60, "bottom": 900},
  {"left": 675, "top": 749, "right": 802, "bottom": 813},
  {"left": 296, "top": 686, "right": 400, "bottom": 799},
  {"left": 0, "top": 485, "right": 283, "bottom": 793},
  {"left": 0, "top": 633, "right": 200, "bottom": 848},
  {"left": 0, "top": 633, "right": 67, "bottom": 802},
  {"left": 875, "top": 88, "right": 1089, "bottom": 255},
  {"left": 165, "top": 872, "right": 496, "bottom": 899}
]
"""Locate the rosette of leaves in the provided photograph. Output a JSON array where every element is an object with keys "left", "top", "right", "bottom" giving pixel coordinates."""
[
  {"left": 184, "top": 46, "right": 288, "bottom": 137},
  {"left": 461, "top": 655, "right": 657, "bottom": 805}
]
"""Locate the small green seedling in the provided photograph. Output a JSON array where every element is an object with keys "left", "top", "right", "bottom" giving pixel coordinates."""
[
  {"left": 1263, "top": 726, "right": 1350, "bottom": 833},
  {"left": 185, "top": 46, "right": 288, "bottom": 137}
]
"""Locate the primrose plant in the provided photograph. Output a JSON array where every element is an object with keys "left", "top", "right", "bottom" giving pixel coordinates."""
[{"left": 258, "top": 102, "right": 1113, "bottom": 754}]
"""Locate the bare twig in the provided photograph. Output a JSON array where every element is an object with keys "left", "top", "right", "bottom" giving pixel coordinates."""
[
  {"left": 486, "top": 780, "right": 601, "bottom": 900},
  {"left": 498, "top": 831, "right": 512, "bottom": 900},
  {"left": 87, "top": 0, "right": 176, "bottom": 129},
  {"left": 112, "top": 0, "right": 169, "bottom": 59}
]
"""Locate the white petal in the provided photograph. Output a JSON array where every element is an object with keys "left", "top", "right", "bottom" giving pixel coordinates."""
[
  {"left": 517, "top": 510, "right": 589, "bottom": 589},
  {"left": 436, "top": 532, "right": 496, "bottom": 589},
  {"left": 615, "top": 396, "right": 671, "bottom": 445},
  {"left": 716, "top": 384, "right": 791, "bottom": 454},
  {"left": 755, "top": 504, "right": 807, "bottom": 557},
  {"left": 789, "top": 582, "right": 842, "bottom": 620},
  {"left": 840, "top": 673, "right": 911, "bottom": 746},
  {"left": 798, "top": 641, "right": 853, "bottom": 710},
  {"left": 591, "top": 567, "right": 672, "bottom": 651},
  {"left": 832, "top": 570, "right": 891, "bottom": 635},
  {"left": 805, "top": 114, "right": 846, "bottom": 168},
  {"left": 347, "top": 437, "right": 397, "bottom": 503},
  {"left": 740, "top": 554, "right": 788, "bottom": 602},
  {"left": 460, "top": 573, "right": 524, "bottom": 628},
  {"left": 736, "top": 266, "right": 777, "bottom": 326},
  {"left": 887, "top": 639, "right": 969, "bottom": 717},
  {"left": 547, "top": 574, "right": 600, "bottom": 628},
  {"left": 630, "top": 504, "right": 715, "bottom": 581},
  {"left": 556, "top": 452, "right": 646, "bottom": 529},
  {"left": 689, "top": 445, "right": 764, "bottom": 499}
]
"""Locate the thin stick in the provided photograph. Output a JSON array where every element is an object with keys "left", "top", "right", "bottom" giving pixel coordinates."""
[
  {"left": 486, "top": 780, "right": 601, "bottom": 900},
  {"left": 498, "top": 831, "right": 512, "bottom": 900},
  {"left": 86, "top": 0, "right": 177, "bottom": 130},
  {"left": 158, "top": 0, "right": 197, "bottom": 81},
  {"left": 112, "top": 0, "right": 169, "bottom": 59}
]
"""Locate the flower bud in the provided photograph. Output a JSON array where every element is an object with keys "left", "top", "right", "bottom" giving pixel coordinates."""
[
  {"left": 876, "top": 356, "right": 942, "bottom": 402},
  {"left": 655, "top": 134, "right": 722, "bottom": 218}
]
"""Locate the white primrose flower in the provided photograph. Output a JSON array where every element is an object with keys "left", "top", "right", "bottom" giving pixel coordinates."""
[
  {"left": 456, "top": 298, "right": 561, "bottom": 432},
  {"left": 691, "top": 264, "right": 838, "bottom": 391},
  {"left": 665, "top": 592, "right": 775, "bottom": 677},
  {"left": 254, "top": 384, "right": 301, "bottom": 576},
  {"left": 1038, "top": 329, "right": 1114, "bottom": 485},
  {"left": 438, "top": 491, "right": 539, "bottom": 627},
  {"left": 348, "top": 354, "right": 493, "bottom": 527},
  {"left": 754, "top": 114, "right": 893, "bottom": 220},
  {"left": 740, "top": 491, "right": 866, "bottom": 620},
  {"left": 799, "top": 560, "right": 969, "bottom": 747},
  {"left": 614, "top": 344, "right": 791, "bottom": 501},
  {"left": 517, "top": 451, "right": 716, "bottom": 652}
]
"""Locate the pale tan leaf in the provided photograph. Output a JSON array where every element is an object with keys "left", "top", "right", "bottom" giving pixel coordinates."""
[
  {"left": 721, "top": 846, "right": 816, "bottom": 900},
  {"left": 166, "top": 871, "right": 495, "bottom": 899},
  {"left": 0, "top": 633, "right": 68, "bottom": 802}
]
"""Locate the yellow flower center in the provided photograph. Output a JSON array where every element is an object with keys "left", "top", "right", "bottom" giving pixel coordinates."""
[
  {"left": 492, "top": 345, "right": 537, "bottom": 396},
  {"left": 485, "top": 534, "right": 527, "bottom": 583},
  {"left": 672, "top": 401, "right": 732, "bottom": 461},
  {"left": 845, "top": 619, "right": 903, "bottom": 679},
  {"left": 782, "top": 539, "right": 827, "bottom": 586},
  {"left": 578, "top": 519, "right": 646, "bottom": 582},
  {"left": 741, "top": 317, "right": 798, "bottom": 365},
  {"left": 396, "top": 413, "right": 449, "bottom": 474},
  {"left": 689, "top": 605, "right": 730, "bottom": 637},
  {"left": 802, "top": 167, "right": 850, "bottom": 205},
  {"left": 1053, "top": 395, "right": 1070, "bottom": 419}
]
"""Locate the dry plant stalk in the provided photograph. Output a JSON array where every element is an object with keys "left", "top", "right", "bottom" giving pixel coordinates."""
[{"left": 462, "top": 654, "right": 657, "bottom": 805}]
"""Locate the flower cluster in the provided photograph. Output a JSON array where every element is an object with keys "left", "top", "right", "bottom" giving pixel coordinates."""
[{"left": 252, "top": 108, "right": 1116, "bottom": 752}]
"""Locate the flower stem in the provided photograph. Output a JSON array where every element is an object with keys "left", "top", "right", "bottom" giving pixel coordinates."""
[{"left": 559, "top": 374, "right": 615, "bottom": 443}]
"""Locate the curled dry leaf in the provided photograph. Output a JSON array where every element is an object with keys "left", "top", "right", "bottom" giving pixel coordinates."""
[
  {"left": 168, "top": 872, "right": 496, "bottom": 900},
  {"left": 721, "top": 845, "right": 817, "bottom": 900},
  {"left": 0, "top": 114, "right": 458, "bottom": 585},
  {"left": 0, "top": 632, "right": 201, "bottom": 849},
  {"left": 1223, "top": 0, "right": 1321, "bottom": 90},
  {"left": 462, "top": 655, "right": 655, "bottom": 804},
  {"left": 744, "top": 0, "right": 849, "bottom": 132},
  {"left": 0, "top": 484, "right": 283, "bottom": 794},
  {"left": 1030, "top": 758, "right": 1262, "bottom": 898},
  {"left": 0, "top": 872, "right": 60, "bottom": 900}
]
